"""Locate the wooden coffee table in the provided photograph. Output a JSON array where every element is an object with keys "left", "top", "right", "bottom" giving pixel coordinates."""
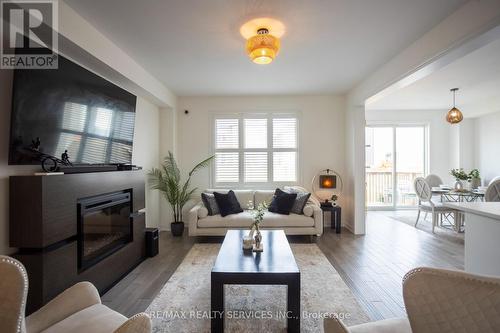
[{"left": 211, "top": 229, "right": 300, "bottom": 333}]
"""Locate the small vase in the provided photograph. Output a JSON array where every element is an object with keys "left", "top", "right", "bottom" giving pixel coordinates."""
[
  {"left": 454, "top": 180, "right": 463, "bottom": 191},
  {"left": 470, "top": 178, "right": 481, "bottom": 190}
]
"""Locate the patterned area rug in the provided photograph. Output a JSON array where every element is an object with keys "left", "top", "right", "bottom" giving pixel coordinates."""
[
  {"left": 388, "top": 213, "right": 464, "bottom": 245},
  {"left": 146, "top": 243, "right": 369, "bottom": 332}
]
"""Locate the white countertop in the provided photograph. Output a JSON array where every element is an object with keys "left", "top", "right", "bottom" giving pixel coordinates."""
[{"left": 443, "top": 202, "right": 500, "bottom": 220}]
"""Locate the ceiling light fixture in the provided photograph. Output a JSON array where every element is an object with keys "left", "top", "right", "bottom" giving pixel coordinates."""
[
  {"left": 446, "top": 88, "right": 463, "bottom": 124},
  {"left": 240, "top": 18, "right": 285, "bottom": 65}
]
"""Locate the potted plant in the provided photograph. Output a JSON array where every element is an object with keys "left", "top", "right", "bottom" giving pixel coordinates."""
[
  {"left": 468, "top": 169, "right": 481, "bottom": 189},
  {"left": 450, "top": 168, "right": 469, "bottom": 190},
  {"left": 149, "top": 151, "right": 213, "bottom": 236},
  {"left": 330, "top": 194, "right": 338, "bottom": 206}
]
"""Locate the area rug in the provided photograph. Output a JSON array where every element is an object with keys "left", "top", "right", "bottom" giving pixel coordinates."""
[
  {"left": 388, "top": 214, "right": 464, "bottom": 245},
  {"left": 146, "top": 243, "right": 369, "bottom": 332}
]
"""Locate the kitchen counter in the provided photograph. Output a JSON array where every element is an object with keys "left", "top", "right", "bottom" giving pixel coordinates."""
[
  {"left": 446, "top": 202, "right": 500, "bottom": 277},
  {"left": 443, "top": 202, "right": 500, "bottom": 220}
]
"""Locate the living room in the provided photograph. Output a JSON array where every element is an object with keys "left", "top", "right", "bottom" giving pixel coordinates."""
[{"left": 1, "top": 1, "right": 500, "bottom": 333}]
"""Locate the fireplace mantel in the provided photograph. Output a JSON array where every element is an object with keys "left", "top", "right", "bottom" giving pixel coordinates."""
[{"left": 10, "top": 170, "right": 146, "bottom": 314}]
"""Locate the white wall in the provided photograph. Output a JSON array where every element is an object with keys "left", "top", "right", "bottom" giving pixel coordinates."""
[
  {"left": 366, "top": 109, "right": 453, "bottom": 182},
  {"left": 176, "top": 95, "right": 351, "bottom": 228},
  {"left": 132, "top": 98, "right": 162, "bottom": 229},
  {"left": 475, "top": 111, "right": 500, "bottom": 184}
]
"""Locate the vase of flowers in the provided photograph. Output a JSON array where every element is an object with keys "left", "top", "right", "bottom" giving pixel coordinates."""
[
  {"left": 469, "top": 169, "right": 481, "bottom": 189},
  {"left": 249, "top": 202, "right": 267, "bottom": 252},
  {"left": 450, "top": 168, "right": 469, "bottom": 191}
]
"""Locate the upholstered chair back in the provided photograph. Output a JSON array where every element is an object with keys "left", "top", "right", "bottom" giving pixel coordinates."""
[
  {"left": 424, "top": 174, "right": 443, "bottom": 188},
  {"left": 485, "top": 179, "right": 500, "bottom": 202},
  {"left": 0, "top": 256, "right": 28, "bottom": 333},
  {"left": 403, "top": 267, "right": 500, "bottom": 333}
]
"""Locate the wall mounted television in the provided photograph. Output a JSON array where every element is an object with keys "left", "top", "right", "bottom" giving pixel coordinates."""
[{"left": 8, "top": 53, "right": 137, "bottom": 166}]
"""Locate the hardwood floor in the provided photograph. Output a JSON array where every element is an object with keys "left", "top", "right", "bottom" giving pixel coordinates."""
[{"left": 103, "top": 210, "right": 464, "bottom": 321}]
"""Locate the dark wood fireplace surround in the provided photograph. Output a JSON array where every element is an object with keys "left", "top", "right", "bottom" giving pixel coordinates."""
[{"left": 10, "top": 170, "right": 146, "bottom": 314}]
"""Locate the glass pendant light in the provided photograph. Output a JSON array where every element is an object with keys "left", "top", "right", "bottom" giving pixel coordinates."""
[{"left": 446, "top": 88, "right": 463, "bottom": 124}]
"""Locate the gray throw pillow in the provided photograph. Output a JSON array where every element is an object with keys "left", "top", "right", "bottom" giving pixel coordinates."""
[
  {"left": 201, "top": 192, "right": 219, "bottom": 216},
  {"left": 285, "top": 190, "right": 311, "bottom": 215}
]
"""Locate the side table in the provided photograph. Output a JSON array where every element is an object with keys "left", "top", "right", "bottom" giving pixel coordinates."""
[{"left": 320, "top": 205, "right": 341, "bottom": 233}]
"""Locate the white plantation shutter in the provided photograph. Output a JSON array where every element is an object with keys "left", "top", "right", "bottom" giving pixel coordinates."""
[
  {"left": 273, "top": 118, "right": 297, "bottom": 148},
  {"left": 214, "top": 114, "right": 298, "bottom": 186},
  {"left": 273, "top": 152, "right": 297, "bottom": 182},
  {"left": 215, "top": 152, "right": 239, "bottom": 183},
  {"left": 244, "top": 118, "right": 267, "bottom": 148},
  {"left": 244, "top": 152, "right": 267, "bottom": 182},
  {"left": 216, "top": 119, "right": 238, "bottom": 149}
]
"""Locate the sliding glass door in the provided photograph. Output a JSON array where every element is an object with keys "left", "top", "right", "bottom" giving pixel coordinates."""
[{"left": 365, "top": 125, "right": 427, "bottom": 209}]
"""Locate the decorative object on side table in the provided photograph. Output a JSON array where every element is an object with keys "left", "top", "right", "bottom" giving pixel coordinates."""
[
  {"left": 149, "top": 151, "right": 214, "bottom": 237},
  {"left": 312, "top": 168, "right": 343, "bottom": 205},
  {"left": 247, "top": 201, "right": 267, "bottom": 252}
]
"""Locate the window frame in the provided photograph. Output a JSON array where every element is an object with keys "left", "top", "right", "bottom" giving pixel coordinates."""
[{"left": 211, "top": 112, "right": 300, "bottom": 189}]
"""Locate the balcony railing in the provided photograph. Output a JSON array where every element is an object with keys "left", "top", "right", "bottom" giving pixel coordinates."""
[{"left": 366, "top": 171, "right": 422, "bottom": 207}]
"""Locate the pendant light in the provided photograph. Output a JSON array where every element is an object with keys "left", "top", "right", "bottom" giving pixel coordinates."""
[
  {"left": 240, "top": 18, "right": 285, "bottom": 65},
  {"left": 446, "top": 88, "right": 463, "bottom": 124}
]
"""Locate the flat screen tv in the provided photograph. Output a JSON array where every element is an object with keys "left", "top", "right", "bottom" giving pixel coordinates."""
[{"left": 9, "top": 53, "right": 137, "bottom": 166}]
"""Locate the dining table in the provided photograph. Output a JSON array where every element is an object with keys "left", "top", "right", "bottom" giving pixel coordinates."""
[{"left": 431, "top": 187, "right": 485, "bottom": 232}]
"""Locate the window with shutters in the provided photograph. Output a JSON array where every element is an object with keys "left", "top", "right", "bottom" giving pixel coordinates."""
[{"left": 213, "top": 114, "right": 298, "bottom": 187}]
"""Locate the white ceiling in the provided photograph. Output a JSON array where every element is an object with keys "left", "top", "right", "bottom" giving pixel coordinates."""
[
  {"left": 367, "top": 37, "right": 500, "bottom": 118},
  {"left": 64, "top": 0, "right": 465, "bottom": 96}
]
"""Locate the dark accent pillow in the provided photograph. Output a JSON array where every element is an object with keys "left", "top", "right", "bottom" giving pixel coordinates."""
[
  {"left": 268, "top": 188, "right": 297, "bottom": 215},
  {"left": 201, "top": 192, "right": 219, "bottom": 216},
  {"left": 290, "top": 192, "right": 311, "bottom": 215},
  {"left": 213, "top": 190, "right": 243, "bottom": 217}
]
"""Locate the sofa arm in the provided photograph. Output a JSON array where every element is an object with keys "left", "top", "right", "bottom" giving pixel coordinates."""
[
  {"left": 312, "top": 205, "right": 324, "bottom": 235},
  {"left": 188, "top": 202, "right": 203, "bottom": 236},
  {"left": 113, "top": 313, "right": 151, "bottom": 333},
  {"left": 26, "top": 282, "right": 101, "bottom": 333}
]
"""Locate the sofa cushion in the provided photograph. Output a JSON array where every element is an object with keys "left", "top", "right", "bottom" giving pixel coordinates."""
[
  {"left": 214, "top": 190, "right": 243, "bottom": 217},
  {"left": 204, "top": 189, "right": 254, "bottom": 209},
  {"left": 269, "top": 188, "right": 297, "bottom": 215},
  {"left": 291, "top": 192, "right": 311, "bottom": 215},
  {"left": 254, "top": 190, "right": 275, "bottom": 207},
  {"left": 40, "top": 304, "right": 127, "bottom": 333},
  {"left": 198, "top": 206, "right": 209, "bottom": 218},
  {"left": 303, "top": 204, "right": 314, "bottom": 217},
  {"left": 197, "top": 211, "right": 315, "bottom": 228},
  {"left": 201, "top": 193, "right": 219, "bottom": 216}
]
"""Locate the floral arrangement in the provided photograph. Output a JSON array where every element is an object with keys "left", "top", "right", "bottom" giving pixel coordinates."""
[
  {"left": 450, "top": 168, "right": 469, "bottom": 181},
  {"left": 249, "top": 201, "right": 268, "bottom": 232},
  {"left": 469, "top": 169, "right": 480, "bottom": 179}
]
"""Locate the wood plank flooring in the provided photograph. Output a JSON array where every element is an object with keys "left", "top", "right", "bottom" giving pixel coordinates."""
[{"left": 103, "top": 210, "right": 464, "bottom": 321}]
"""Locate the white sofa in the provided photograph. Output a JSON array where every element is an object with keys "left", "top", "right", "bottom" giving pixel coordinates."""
[{"left": 188, "top": 189, "right": 323, "bottom": 237}]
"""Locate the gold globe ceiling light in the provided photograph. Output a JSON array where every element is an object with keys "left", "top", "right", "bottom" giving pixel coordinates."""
[
  {"left": 446, "top": 88, "right": 464, "bottom": 124},
  {"left": 240, "top": 18, "right": 285, "bottom": 65}
]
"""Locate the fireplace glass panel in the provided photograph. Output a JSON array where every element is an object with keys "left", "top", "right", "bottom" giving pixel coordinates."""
[{"left": 78, "top": 192, "right": 132, "bottom": 270}]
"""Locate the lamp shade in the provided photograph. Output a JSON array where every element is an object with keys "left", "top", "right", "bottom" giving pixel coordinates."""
[
  {"left": 312, "top": 169, "right": 343, "bottom": 202},
  {"left": 246, "top": 28, "right": 280, "bottom": 65},
  {"left": 319, "top": 175, "right": 337, "bottom": 189}
]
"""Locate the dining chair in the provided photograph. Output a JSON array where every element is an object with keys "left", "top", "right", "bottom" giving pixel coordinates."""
[
  {"left": 485, "top": 178, "right": 500, "bottom": 202},
  {"left": 425, "top": 174, "right": 443, "bottom": 188},
  {"left": 414, "top": 177, "right": 457, "bottom": 232}
]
